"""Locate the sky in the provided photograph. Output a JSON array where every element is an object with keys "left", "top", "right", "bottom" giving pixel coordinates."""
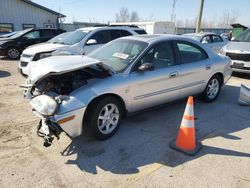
[{"left": 33, "top": 0, "right": 250, "bottom": 26}]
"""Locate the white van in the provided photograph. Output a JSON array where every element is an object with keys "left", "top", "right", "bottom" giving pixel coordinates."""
[
  {"left": 110, "top": 21, "right": 175, "bottom": 34},
  {"left": 18, "top": 26, "right": 142, "bottom": 76}
]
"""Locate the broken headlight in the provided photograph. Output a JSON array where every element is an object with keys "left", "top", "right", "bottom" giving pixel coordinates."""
[{"left": 30, "top": 95, "right": 58, "bottom": 116}]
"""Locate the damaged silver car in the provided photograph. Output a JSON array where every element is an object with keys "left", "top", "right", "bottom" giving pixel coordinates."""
[{"left": 22, "top": 35, "right": 232, "bottom": 146}]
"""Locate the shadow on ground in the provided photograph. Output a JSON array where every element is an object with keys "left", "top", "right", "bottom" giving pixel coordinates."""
[
  {"left": 61, "top": 84, "right": 250, "bottom": 174},
  {"left": 0, "top": 70, "right": 11, "bottom": 78}
]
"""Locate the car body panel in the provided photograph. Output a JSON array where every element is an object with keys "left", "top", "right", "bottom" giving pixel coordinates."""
[{"left": 24, "top": 35, "right": 232, "bottom": 138}]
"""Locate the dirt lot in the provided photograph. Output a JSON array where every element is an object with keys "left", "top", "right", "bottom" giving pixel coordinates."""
[{"left": 0, "top": 58, "right": 250, "bottom": 188}]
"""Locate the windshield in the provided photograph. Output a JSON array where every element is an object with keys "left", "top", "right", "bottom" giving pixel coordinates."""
[
  {"left": 48, "top": 32, "right": 70, "bottom": 43},
  {"left": 88, "top": 39, "right": 148, "bottom": 72},
  {"left": 53, "top": 30, "right": 89, "bottom": 45},
  {"left": 233, "top": 29, "right": 250, "bottom": 42},
  {"left": 9, "top": 29, "right": 31, "bottom": 39}
]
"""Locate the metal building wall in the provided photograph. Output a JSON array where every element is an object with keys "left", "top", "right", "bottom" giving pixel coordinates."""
[{"left": 0, "top": 0, "right": 59, "bottom": 31}]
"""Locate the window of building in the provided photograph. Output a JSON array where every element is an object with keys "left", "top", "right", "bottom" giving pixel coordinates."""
[
  {"left": 22, "top": 24, "right": 36, "bottom": 30},
  {"left": 0, "top": 23, "right": 14, "bottom": 33},
  {"left": 44, "top": 23, "right": 54, "bottom": 28}
]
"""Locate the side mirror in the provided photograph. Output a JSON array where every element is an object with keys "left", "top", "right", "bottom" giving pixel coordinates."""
[
  {"left": 202, "top": 40, "right": 208, "bottom": 44},
  {"left": 138, "top": 63, "right": 154, "bottom": 72},
  {"left": 86, "top": 39, "right": 97, "bottom": 45}
]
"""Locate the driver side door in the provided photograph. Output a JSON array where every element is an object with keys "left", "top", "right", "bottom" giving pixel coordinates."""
[{"left": 128, "top": 41, "right": 182, "bottom": 112}]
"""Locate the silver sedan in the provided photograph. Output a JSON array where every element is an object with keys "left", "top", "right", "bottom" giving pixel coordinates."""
[{"left": 23, "top": 35, "right": 232, "bottom": 145}]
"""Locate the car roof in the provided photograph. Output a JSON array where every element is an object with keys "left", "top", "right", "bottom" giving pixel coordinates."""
[
  {"left": 76, "top": 26, "right": 142, "bottom": 32},
  {"left": 122, "top": 34, "right": 190, "bottom": 43},
  {"left": 183, "top": 32, "right": 218, "bottom": 37}
]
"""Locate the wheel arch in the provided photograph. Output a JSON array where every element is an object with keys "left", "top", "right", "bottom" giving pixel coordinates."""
[
  {"left": 211, "top": 72, "right": 224, "bottom": 85},
  {"left": 83, "top": 93, "right": 127, "bottom": 126}
]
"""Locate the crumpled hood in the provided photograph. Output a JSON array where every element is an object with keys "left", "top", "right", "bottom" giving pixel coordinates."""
[
  {"left": 28, "top": 55, "right": 102, "bottom": 85},
  {"left": 224, "top": 41, "right": 250, "bottom": 53},
  {"left": 23, "top": 43, "right": 68, "bottom": 55}
]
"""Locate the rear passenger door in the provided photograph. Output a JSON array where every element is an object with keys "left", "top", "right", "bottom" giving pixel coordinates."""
[
  {"left": 84, "top": 30, "right": 110, "bottom": 54},
  {"left": 175, "top": 41, "right": 211, "bottom": 98}
]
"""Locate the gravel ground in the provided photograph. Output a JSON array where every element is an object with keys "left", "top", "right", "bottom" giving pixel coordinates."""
[{"left": 0, "top": 58, "right": 250, "bottom": 188}]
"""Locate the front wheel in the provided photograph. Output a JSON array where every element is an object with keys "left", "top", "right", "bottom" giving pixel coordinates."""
[
  {"left": 201, "top": 75, "right": 222, "bottom": 103},
  {"left": 86, "top": 97, "right": 123, "bottom": 140},
  {"left": 6, "top": 47, "right": 21, "bottom": 60}
]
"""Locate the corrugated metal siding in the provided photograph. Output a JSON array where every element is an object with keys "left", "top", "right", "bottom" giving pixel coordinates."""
[{"left": 0, "top": 0, "right": 59, "bottom": 31}]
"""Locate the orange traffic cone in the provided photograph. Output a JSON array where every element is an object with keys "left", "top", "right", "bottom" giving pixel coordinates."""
[{"left": 169, "top": 96, "right": 202, "bottom": 155}]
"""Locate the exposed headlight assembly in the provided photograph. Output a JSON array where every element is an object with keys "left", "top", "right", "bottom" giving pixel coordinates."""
[{"left": 30, "top": 95, "right": 58, "bottom": 116}]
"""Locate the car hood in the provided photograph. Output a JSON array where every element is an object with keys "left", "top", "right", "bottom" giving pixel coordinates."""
[
  {"left": 0, "top": 37, "right": 12, "bottom": 42},
  {"left": 224, "top": 41, "right": 250, "bottom": 53},
  {"left": 23, "top": 43, "right": 68, "bottom": 55},
  {"left": 28, "top": 55, "right": 112, "bottom": 85}
]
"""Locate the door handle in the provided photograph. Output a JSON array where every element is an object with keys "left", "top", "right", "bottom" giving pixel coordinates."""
[
  {"left": 169, "top": 71, "right": 178, "bottom": 78},
  {"left": 206, "top": 64, "right": 211, "bottom": 70}
]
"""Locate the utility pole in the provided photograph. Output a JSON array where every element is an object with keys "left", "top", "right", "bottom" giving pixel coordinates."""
[
  {"left": 196, "top": 0, "right": 204, "bottom": 33},
  {"left": 171, "top": 0, "right": 177, "bottom": 23}
]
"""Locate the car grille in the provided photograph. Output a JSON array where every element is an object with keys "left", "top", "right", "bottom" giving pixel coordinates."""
[
  {"left": 226, "top": 52, "right": 250, "bottom": 61},
  {"left": 20, "top": 61, "right": 28, "bottom": 67}
]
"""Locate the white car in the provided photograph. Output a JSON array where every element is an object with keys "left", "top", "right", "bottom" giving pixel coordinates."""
[
  {"left": 183, "top": 32, "right": 228, "bottom": 54},
  {"left": 18, "top": 26, "right": 144, "bottom": 76}
]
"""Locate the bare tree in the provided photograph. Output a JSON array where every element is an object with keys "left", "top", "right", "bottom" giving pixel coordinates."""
[
  {"left": 115, "top": 7, "right": 130, "bottom": 22},
  {"left": 130, "top": 11, "right": 139, "bottom": 22}
]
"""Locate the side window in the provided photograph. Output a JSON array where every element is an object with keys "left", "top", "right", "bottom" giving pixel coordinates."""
[
  {"left": 90, "top": 31, "right": 110, "bottom": 44},
  {"left": 201, "top": 35, "right": 212, "bottom": 44},
  {"left": 177, "top": 42, "right": 208, "bottom": 64},
  {"left": 141, "top": 42, "right": 175, "bottom": 69},
  {"left": 24, "top": 31, "right": 40, "bottom": 39},
  {"left": 42, "top": 30, "right": 55, "bottom": 38},
  {"left": 212, "top": 35, "right": 223, "bottom": 43},
  {"left": 110, "top": 30, "right": 132, "bottom": 40}
]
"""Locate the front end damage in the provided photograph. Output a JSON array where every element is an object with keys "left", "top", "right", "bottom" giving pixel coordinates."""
[{"left": 22, "top": 58, "right": 112, "bottom": 147}]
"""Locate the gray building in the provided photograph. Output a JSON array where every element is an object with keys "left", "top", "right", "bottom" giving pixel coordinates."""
[{"left": 0, "top": 0, "right": 66, "bottom": 33}]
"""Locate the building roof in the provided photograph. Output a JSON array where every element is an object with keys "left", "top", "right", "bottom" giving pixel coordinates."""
[{"left": 21, "top": 0, "right": 66, "bottom": 17}]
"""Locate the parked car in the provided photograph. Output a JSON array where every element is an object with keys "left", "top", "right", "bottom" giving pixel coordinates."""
[
  {"left": 221, "top": 28, "right": 250, "bottom": 74},
  {"left": 18, "top": 26, "right": 146, "bottom": 77},
  {"left": 22, "top": 35, "right": 232, "bottom": 145},
  {"left": 0, "top": 28, "right": 65, "bottom": 60},
  {"left": 182, "top": 32, "right": 228, "bottom": 53}
]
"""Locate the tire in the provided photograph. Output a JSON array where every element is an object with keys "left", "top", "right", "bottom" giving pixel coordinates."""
[
  {"left": 86, "top": 96, "right": 123, "bottom": 140},
  {"left": 201, "top": 74, "right": 222, "bottom": 103},
  {"left": 6, "top": 47, "right": 21, "bottom": 60}
]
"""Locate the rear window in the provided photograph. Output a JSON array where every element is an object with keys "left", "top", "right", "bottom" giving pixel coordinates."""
[{"left": 134, "top": 30, "right": 147, "bottom": 34}]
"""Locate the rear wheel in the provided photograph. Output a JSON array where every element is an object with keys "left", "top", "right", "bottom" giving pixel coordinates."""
[
  {"left": 86, "top": 96, "right": 123, "bottom": 140},
  {"left": 6, "top": 47, "right": 21, "bottom": 60},
  {"left": 202, "top": 75, "right": 222, "bottom": 103}
]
